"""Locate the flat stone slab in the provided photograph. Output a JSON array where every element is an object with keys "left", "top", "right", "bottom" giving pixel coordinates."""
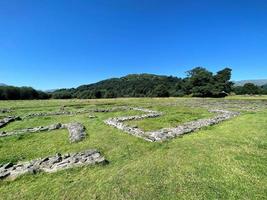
[{"left": 0, "top": 149, "right": 107, "bottom": 180}]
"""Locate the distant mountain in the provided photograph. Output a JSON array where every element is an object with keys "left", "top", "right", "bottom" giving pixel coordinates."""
[
  {"left": 0, "top": 83, "right": 7, "bottom": 86},
  {"left": 234, "top": 79, "right": 267, "bottom": 86},
  {"left": 45, "top": 89, "right": 58, "bottom": 93}
]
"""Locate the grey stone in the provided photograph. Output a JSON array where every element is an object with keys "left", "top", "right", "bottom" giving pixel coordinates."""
[
  {"left": 0, "top": 116, "right": 21, "bottom": 128},
  {"left": 64, "top": 122, "right": 86, "bottom": 143},
  {"left": 0, "top": 171, "right": 10, "bottom": 179},
  {"left": 104, "top": 108, "right": 239, "bottom": 142},
  {"left": 0, "top": 121, "right": 86, "bottom": 143},
  {"left": 0, "top": 149, "right": 107, "bottom": 179}
]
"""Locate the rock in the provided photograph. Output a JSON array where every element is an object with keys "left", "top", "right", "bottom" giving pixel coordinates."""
[
  {"left": 0, "top": 171, "right": 10, "bottom": 179},
  {"left": 64, "top": 123, "right": 86, "bottom": 143},
  {"left": 104, "top": 108, "right": 239, "bottom": 142},
  {"left": 47, "top": 123, "right": 62, "bottom": 131},
  {"left": 0, "top": 108, "right": 11, "bottom": 113},
  {"left": 23, "top": 106, "right": 135, "bottom": 119},
  {"left": 0, "top": 122, "right": 86, "bottom": 143},
  {"left": 0, "top": 149, "right": 107, "bottom": 179},
  {"left": 0, "top": 116, "right": 21, "bottom": 128},
  {"left": 2, "top": 162, "right": 13, "bottom": 169}
]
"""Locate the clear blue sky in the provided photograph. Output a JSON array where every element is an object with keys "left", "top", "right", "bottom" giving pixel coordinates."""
[{"left": 0, "top": 0, "right": 267, "bottom": 90}]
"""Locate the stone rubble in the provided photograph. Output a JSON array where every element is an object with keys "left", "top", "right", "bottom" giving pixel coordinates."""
[
  {"left": 105, "top": 109, "right": 239, "bottom": 142},
  {"left": 62, "top": 122, "right": 86, "bottom": 143},
  {"left": 0, "top": 149, "right": 107, "bottom": 180},
  {"left": 0, "top": 122, "right": 86, "bottom": 143},
  {"left": 146, "top": 109, "right": 239, "bottom": 141},
  {"left": 0, "top": 105, "right": 244, "bottom": 180},
  {"left": 0, "top": 108, "right": 11, "bottom": 113},
  {"left": 23, "top": 106, "right": 131, "bottom": 118},
  {"left": 0, "top": 116, "right": 21, "bottom": 128},
  {"left": 168, "top": 99, "right": 267, "bottom": 112}
]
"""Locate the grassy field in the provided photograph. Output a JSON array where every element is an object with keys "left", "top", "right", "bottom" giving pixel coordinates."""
[{"left": 0, "top": 98, "right": 266, "bottom": 199}]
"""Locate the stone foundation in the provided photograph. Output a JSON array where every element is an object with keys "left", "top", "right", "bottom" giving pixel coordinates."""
[
  {"left": 0, "top": 116, "right": 21, "bottom": 128},
  {"left": 23, "top": 106, "right": 131, "bottom": 118},
  {"left": 0, "top": 108, "right": 11, "bottom": 113},
  {"left": 0, "top": 149, "right": 107, "bottom": 180},
  {"left": 0, "top": 122, "right": 86, "bottom": 143},
  {"left": 105, "top": 109, "right": 239, "bottom": 142}
]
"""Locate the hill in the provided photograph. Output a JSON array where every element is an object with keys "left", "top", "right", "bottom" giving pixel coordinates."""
[
  {"left": 234, "top": 79, "right": 267, "bottom": 86},
  {"left": 51, "top": 67, "right": 234, "bottom": 99},
  {"left": 0, "top": 85, "right": 50, "bottom": 100},
  {"left": 52, "top": 74, "right": 183, "bottom": 99}
]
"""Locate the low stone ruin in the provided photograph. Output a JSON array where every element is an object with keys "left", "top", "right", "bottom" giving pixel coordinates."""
[
  {"left": 166, "top": 99, "right": 267, "bottom": 112},
  {"left": 105, "top": 109, "right": 239, "bottom": 142},
  {"left": 23, "top": 106, "right": 131, "bottom": 118},
  {"left": 0, "top": 149, "right": 107, "bottom": 180},
  {"left": 24, "top": 111, "right": 80, "bottom": 118},
  {"left": 62, "top": 122, "right": 86, "bottom": 142},
  {"left": 0, "top": 116, "right": 21, "bottom": 128},
  {"left": 0, "top": 108, "right": 11, "bottom": 113},
  {"left": 0, "top": 122, "right": 86, "bottom": 143},
  {"left": 0, "top": 105, "right": 241, "bottom": 180},
  {"left": 146, "top": 109, "right": 239, "bottom": 141}
]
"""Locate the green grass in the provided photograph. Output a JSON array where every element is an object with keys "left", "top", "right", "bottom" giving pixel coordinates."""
[
  {"left": 126, "top": 106, "right": 213, "bottom": 131},
  {"left": 0, "top": 98, "right": 266, "bottom": 200}
]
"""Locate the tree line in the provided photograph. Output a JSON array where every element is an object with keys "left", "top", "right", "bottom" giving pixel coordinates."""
[
  {"left": 52, "top": 67, "right": 235, "bottom": 99},
  {"left": 1, "top": 67, "right": 266, "bottom": 100},
  {"left": 0, "top": 86, "right": 50, "bottom": 100},
  {"left": 234, "top": 83, "right": 267, "bottom": 95}
]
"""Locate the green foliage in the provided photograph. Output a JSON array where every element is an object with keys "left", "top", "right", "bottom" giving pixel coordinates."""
[
  {"left": 51, "top": 67, "right": 234, "bottom": 99},
  {"left": 2, "top": 67, "right": 265, "bottom": 100},
  {"left": 184, "top": 67, "right": 233, "bottom": 97},
  {"left": 51, "top": 88, "right": 75, "bottom": 99},
  {"left": 261, "top": 84, "right": 267, "bottom": 94},
  {"left": 53, "top": 74, "right": 184, "bottom": 99},
  {"left": 0, "top": 86, "right": 50, "bottom": 100},
  {"left": 233, "top": 83, "right": 267, "bottom": 95}
]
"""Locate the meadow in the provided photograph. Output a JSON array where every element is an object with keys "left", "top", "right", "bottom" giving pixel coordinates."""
[{"left": 0, "top": 97, "right": 266, "bottom": 200}]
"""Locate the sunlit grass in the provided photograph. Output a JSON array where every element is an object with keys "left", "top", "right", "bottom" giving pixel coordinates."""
[{"left": 0, "top": 98, "right": 266, "bottom": 200}]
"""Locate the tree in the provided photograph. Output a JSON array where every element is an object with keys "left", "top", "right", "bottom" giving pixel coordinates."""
[
  {"left": 185, "top": 67, "right": 214, "bottom": 97},
  {"left": 0, "top": 86, "right": 50, "bottom": 100},
  {"left": 212, "top": 68, "right": 233, "bottom": 97},
  {"left": 50, "top": 67, "right": 235, "bottom": 99},
  {"left": 242, "top": 83, "right": 260, "bottom": 95},
  {"left": 152, "top": 84, "right": 170, "bottom": 97},
  {"left": 184, "top": 67, "right": 233, "bottom": 97}
]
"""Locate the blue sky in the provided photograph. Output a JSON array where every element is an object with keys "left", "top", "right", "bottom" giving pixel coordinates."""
[{"left": 0, "top": 0, "right": 267, "bottom": 90}]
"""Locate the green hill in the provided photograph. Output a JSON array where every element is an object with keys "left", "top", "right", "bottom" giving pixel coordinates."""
[
  {"left": 52, "top": 73, "right": 184, "bottom": 99},
  {"left": 52, "top": 67, "right": 234, "bottom": 99}
]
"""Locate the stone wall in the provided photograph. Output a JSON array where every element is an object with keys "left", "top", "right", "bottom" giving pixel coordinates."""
[
  {"left": 0, "top": 108, "right": 11, "bottom": 113},
  {"left": 0, "top": 122, "right": 86, "bottom": 143},
  {"left": 0, "top": 116, "right": 21, "bottom": 128},
  {"left": 0, "top": 105, "right": 240, "bottom": 180},
  {"left": 104, "top": 109, "right": 239, "bottom": 142},
  {"left": 0, "top": 149, "right": 107, "bottom": 180},
  {"left": 23, "top": 106, "right": 131, "bottom": 118}
]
